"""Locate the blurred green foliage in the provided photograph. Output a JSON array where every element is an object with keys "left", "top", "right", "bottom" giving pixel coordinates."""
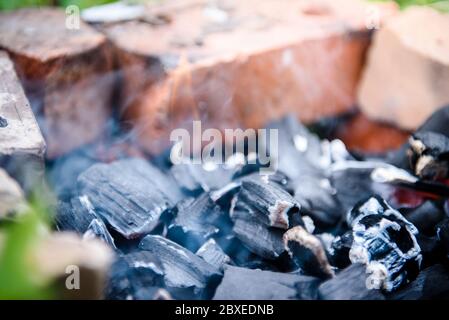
[
  {"left": 377, "top": 0, "right": 449, "bottom": 12},
  {"left": 0, "top": 193, "right": 54, "bottom": 300}
]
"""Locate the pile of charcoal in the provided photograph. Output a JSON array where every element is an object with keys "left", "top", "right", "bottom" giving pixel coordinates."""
[{"left": 53, "top": 106, "right": 449, "bottom": 300}]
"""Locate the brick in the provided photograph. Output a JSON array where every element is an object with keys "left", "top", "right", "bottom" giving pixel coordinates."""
[
  {"left": 0, "top": 51, "right": 45, "bottom": 191},
  {"left": 0, "top": 8, "right": 114, "bottom": 158},
  {"left": 104, "top": 0, "right": 397, "bottom": 153},
  {"left": 358, "top": 6, "right": 449, "bottom": 130}
]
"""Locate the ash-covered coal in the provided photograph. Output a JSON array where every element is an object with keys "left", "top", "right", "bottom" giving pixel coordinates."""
[{"left": 45, "top": 106, "right": 449, "bottom": 300}]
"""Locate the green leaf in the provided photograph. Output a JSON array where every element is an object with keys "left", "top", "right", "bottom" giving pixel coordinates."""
[{"left": 0, "top": 193, "right": 54, "bottom": 300}]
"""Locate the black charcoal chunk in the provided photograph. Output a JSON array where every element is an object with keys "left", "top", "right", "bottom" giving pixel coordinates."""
[
  {"left": 213, "top": 265, "right": 320, "bottom": 300},
  {"left": 330, "top": 161, "right": 395, "bottom": 213},
  {"left": 328, "top": 231, "right": 353, "bottom": 269},
  {"left": 416, "top": 105, "right": 449, "bottom": 139},
  {"left": 232, "top": 217, "right": 285, "bottom": 260},
  {"left": 139, "top": 235, "right": 222, "bottom": 299},
  {"left": 231, "top": 178, "right": 302, "bottom": 229},
  {"left": 168, "top": 193, "right": 225, "bottom": 251},
  {"left": 389, "top": 264, "right": 449, "bottom": 300},
  {"left": 170, "top": 162, "right": 234, "bottom": 195},
  {"left": 403, "top": 201, "right": 445, "bottom": 235},
  {"left": 55, "top": 197, "right": 97, "bottom": 234},
  {"left": 83, "top": 218, "right": 116, "bottom": 249},
  {"left": 293, "top": 174, "right": 343, "bottom": 228},
  {"left": 283, "top": 226, "right": 334, "bottom": 279},
  {"left": 409, "top": 132, "right": 449, "bottom": 180},
  {"left": 348, "top": 196, "right": 422, "bottom": 292},
  {"left": 196, "top": 239, "right": 231, "bottom": 271},
  {"left": 105, "top": 251, "right": 165, "bottom": 300},
  {"left": 318, "top": 263, "right": 385, "bottom": 300},
  {"left": 77, "top": 159, "right": 183, "bottom": 239}
]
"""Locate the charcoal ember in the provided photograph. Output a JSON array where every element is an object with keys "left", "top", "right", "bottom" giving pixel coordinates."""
[
  {"left": 196, "top": 239, "right": 232, "bottom": 271},
  {"left": 416, "top": 234, "right": 443, "bottom": 268},
  {"left": 388, "top": 264, "right": 449, "bottom": 300},
  {"left": 55, "top": 197, "right": 97, "bottom": 234},
  {"left": 318, "top": 263, "right": 385, "bottom": 300},
  {"left": 347, "top": 196, "right": 422, "bottom": 291},
  {"left": 266, "top": 115, "right": 324, "bottom": 177},
  {"left": 232, "top": 217, "right": 285, "bottom": 260},
  {"left": 283, "top": 226, "right": 334, "bottom": 279},
  {"left": 139, "top": 235, "right": 222, "bottom": 299},
  {"left": 328, "top": 231, "right": 353, "bottom": 269},
  {"left": 293, "top": 174, "right": 343, "bottom": 228},
  {"left": 48, "top": 147, "right": 98, "bottom": 200},
  {"left": 83, "top": 218, "right": 116, "bottom": 249},
  {"left": 105, "top": 251, "right": 165, "bottom": 300},
  {"left": 330, "top": 161, "right": 395, "bottom": 213},
  {"left": 170, "top": 161, "right": 234, "bottom": 195},
  {"left": 211, "top": 171, "right": 293, "bottom": 209},
  {"left": 77, "top": 159, "right": 183, "bottom": 239},
  {"left": 167, "top": 193, "right": 226, "bottom": 251},
  {"left": 408, "top": 132, "right": 449, "bottom": 180},
  {"left": 213, "top": 265, "right": 320, "bottom": 300},
  {"left": 402, "top": 200, "right": 445, "bottom": 235},
  {"left": 231, "top": 178, "right": 302, "bottom": 229}
]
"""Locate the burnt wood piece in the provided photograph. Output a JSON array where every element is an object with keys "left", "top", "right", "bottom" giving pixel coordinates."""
[
  {"left": 388, "top": 264, "right": 449, "bottom": 300},
  {"left": 293, "top": 173, "right": 343, "bottom": 228},
  {"left": 83, "top": 218, "right": 117, "bottom": 250},
  {"left": 329, "top": 231, "right": 353, "bottom": 269},
  {"left": 318, "top": 263, "right": 385, "bottom": 300},
  {"left": 402, "top": 201, "right": 445, "bottom": 236},
  {"left": 0, "top": 51, "right": 45, "bottom": 192},
  {"left": 105, "top": 251, "right": 165, "bottom": 300},
  {"left": 232, "top": 214, "right": 286, "bottom": 261},
  {"left": 0, "top": 9, "right": 114, "bottom": 158},
  {"left": 231, "top": 178, "right": 302, "bottom": 229},
  {"left": 196, "top": 239, "right": 232, "bottom": 271},
  {"left": 168, "top": 193, "right": 226, "bottom": 251},
  {"left": 347, "top": 196, "right": 422, "bottom": 292},
  {"left": 77, "top": 158, "right": 184, "bottom": 239},
  {"left": 408, "top": 131, "right": 449, "bottom": 180},
  {"left": 213, "top": 265, "right": 320, "bottom": 300},
  {"left": 55, "top": 197, "right": 97, "bottom": 234},
  {"left": 283, "top": 226, "right": 334, "bottom": 279},
  {"left": 139, "top": 235, "right": 222, "bottom": 299},
  {"left": 386, "top": 105, "right": 449, "bottom": 171}
]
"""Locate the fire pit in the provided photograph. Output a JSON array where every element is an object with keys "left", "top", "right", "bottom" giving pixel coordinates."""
[{"left": 1, "top": 0, "right": 449, "bottom": 301}]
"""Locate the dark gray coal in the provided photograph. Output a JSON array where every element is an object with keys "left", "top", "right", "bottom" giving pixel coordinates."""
[{"left": 47, "top": 106, "right": 449, "bottom": 300}]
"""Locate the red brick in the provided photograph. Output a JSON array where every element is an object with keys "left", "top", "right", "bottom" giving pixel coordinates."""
[
  {"left": 104, "top": 0, "right": 397, "bottom": 153},
  {"left": 0, "top": 8, "right": 114, "bottom": 158}
]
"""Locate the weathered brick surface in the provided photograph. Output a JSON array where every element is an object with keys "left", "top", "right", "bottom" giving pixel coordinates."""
[
  {"left": 0, "top": 51, "right": 46, "bottom": 191},
  {"left": 0, "top": 8, "right": 114, "bottom": 158},
  {"left": 358, "top": 6, "right": 449, "bottom": 130},
  {"left": 104, "top": 0, "right": 397, "bottom": 153}
]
